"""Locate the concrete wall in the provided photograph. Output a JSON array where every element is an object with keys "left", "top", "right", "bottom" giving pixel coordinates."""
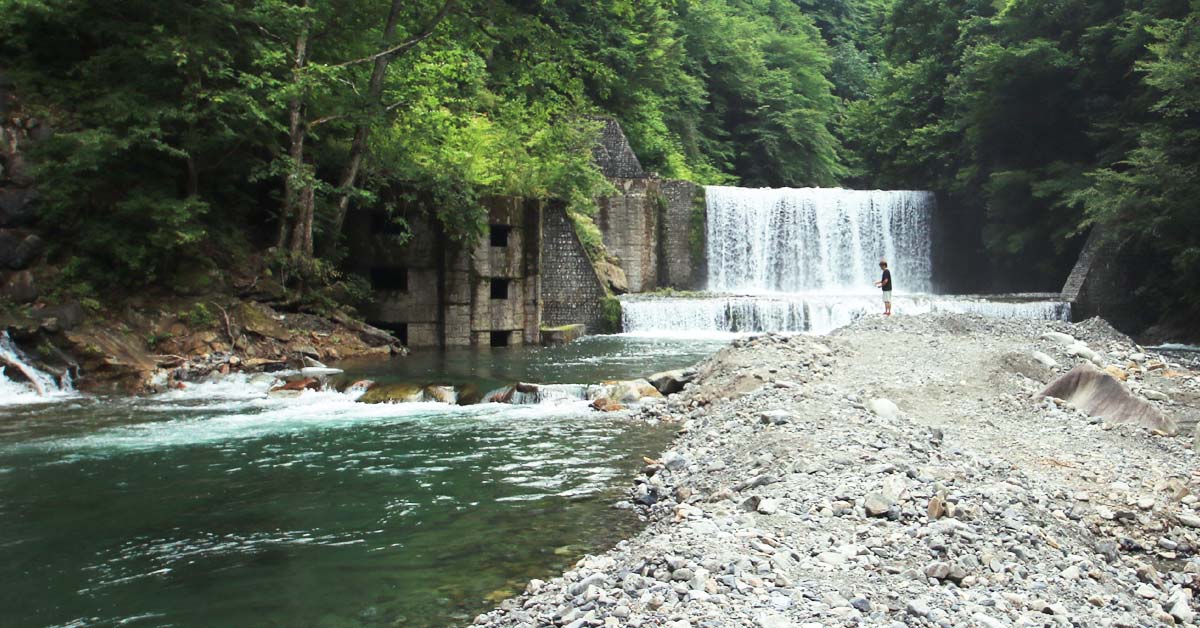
[
  {"left": 541, "top": 202, "right": 609, "bottom": 332},
  {"left": 348, "top": 197, "right": 541, "bottom": 348},
  {"left": 597, "top": 179, "right": 659, "bottom": 293},
  {"left": 592, "top": 118, "right": 646, "bottom": 179},
  {"left": 658, "top": 179, "right": 702, "bottom": 289},
  {"left": 596, "top": 177, "right": 705, "bottom": 293},
  {"left": 1062, "top": 228, "right": 1146, "bottom": 331},
  {"left": 590, "top": 118, "right": 704, "bottom": 293}
]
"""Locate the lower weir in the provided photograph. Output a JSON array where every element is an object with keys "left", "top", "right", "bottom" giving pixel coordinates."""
[
  {"left": 623, "top": 185, "right": 1073, "bottom": 336},
  {"left": 621, "top": 294, "right": 1070, "bottom": 336}
]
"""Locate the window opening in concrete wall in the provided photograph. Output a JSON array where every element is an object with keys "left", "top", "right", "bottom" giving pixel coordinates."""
[
  {"left": 370, "top": 267, "right": 408, "bottom": 291},
  {"left": 489, "top": 225, "right": 511, "bottom": 247},
  {"left": 371, "top": 211, "right": 409, "bottom": 235},
  {"left": 490, "top": 331, "right": 510, "bottom": 347},
  {"left": 490, "top": 278, "right": 509, "bottom": 299},
  {"left": 370, "top": 321, "right": 408, "bottom": 345}
]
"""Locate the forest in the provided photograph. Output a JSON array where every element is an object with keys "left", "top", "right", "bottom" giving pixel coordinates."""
[{"left": 1, "top": 0, "right": 1197, "bottom": 320}]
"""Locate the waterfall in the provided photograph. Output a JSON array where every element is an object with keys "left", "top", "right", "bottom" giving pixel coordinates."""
[
  {"left": 621, "top": 295, "right": 1070, "bottom": 336},
  {"left": 706, "top": 186, "right": 934, "bottom": 293},
  {"left": 0, "top": 331, "right": 73, "bottom": 400}
]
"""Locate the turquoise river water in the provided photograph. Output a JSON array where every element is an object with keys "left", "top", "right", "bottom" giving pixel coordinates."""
[{"left": 0, "top": 336, "right": 727, "bottom": 628}]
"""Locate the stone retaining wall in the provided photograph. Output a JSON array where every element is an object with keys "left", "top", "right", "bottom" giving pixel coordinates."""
[{"left": 541, "top": 202, "right": 609, "bottom": 332}]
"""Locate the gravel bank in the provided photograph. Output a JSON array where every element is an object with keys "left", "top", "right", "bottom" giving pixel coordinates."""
[{"left": 475, "top": 314, "right": 1200, "bottom": 628}]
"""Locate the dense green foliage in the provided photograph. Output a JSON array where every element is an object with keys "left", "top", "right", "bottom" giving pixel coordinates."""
[
  {"left": 2, "top": 0, "right": 1198, "bottom": 319},
  {"left": 846, "top": 0, "right": 1200, "bottom": 311},
  {"left": 0, "top": 0, "right": 848, "bottom": 299}
]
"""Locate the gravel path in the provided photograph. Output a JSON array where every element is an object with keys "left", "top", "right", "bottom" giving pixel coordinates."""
[{"left": 475, "top": 314, "right": 1200, "bottom": 628}]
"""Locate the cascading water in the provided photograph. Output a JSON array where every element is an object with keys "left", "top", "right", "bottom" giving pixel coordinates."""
[
  {"left": 621, "top": 295, "right": 1071, "bottom": 335},
  {"left": 622, "top": 185, "right": 1072, "bottom": 335},
  {"left": 0, "top": 331, "right": 73, "bottom": 401},
  {"left": 706, "top": 186, "right": 934, "bottom": 293}
]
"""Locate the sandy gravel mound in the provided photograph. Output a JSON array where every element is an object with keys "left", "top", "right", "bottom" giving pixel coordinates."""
[{"left": 476, "top": 313, "right": 1200, "bottom": 628}]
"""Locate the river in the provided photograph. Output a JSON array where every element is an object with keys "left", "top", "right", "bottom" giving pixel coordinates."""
[{"left": 0, "top": 336, "right": 726, "bottom": 628}]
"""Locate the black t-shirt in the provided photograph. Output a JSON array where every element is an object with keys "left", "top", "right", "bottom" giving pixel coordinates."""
[{"left": 881, "top": 269, "right": 891, "bottom": 291}]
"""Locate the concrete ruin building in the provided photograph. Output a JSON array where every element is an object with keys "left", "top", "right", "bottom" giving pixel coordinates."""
[{"left": 346, "top": 119, "right": 704, "bottom": 348}]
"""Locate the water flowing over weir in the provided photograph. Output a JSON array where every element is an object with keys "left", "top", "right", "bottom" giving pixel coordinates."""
[
  {"left": 621, "top": 295, "right": 1071, "bottom": 335},
  {"left": 622, "top": 185, "right": 1071, "bottom": 335},
  {"left": 706, "top": 186, "right": 934, "bottom": 293}
]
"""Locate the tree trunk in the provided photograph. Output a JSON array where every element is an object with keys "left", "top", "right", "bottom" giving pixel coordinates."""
[
  {"left": 185, "top": 154, "right": 199, "bottom": 198},
  {"left": 279, "top": 1, "right": 312, "bottom": 252},
  {"left": 322, "top": 0, "right": 454, "bottom": 256},
  {"left": 322, "top": 0, "right": 405, "bottom": 257},
  {"left": 290, "top": 182, "right": 316, "bottom": 256}
]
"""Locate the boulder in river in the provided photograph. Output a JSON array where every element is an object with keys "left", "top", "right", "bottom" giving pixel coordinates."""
[
  {"left": 358, "top": 382, "right": 425, "bottom": 404},
  {"left": 423, "top": 385, "right": 456, "bottom": 404},
  {"left": 1039, "top": 362, "right": 1177, "bottom": 435},
  {"left": 591, "top": 397, "right": 624, "bottom": 412},
  {"left": 457, "top": 382, "right": 483, "bottom": 406},
  {"left": 607, "top": 378, "right": 663, "bottom": 404},
  {"left": 271, "top": 377, "right": 321, "bottom": 393}
]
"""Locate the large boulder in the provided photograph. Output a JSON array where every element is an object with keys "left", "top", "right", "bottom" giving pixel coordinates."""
[
  {"left": 1039, "top": 362, "right": 1177, "bottom": 435},
  {"left": 0, "top": 230, "right": 18, "bottom": 266},
  {"left": 423, "top": 385, "right": 456, "bottom": 404},
  {"left": 456, "top": 383, "right": 483, "bottom": 406},
  {"left": 32, "top": 301, "right": 84, "bottom": 332},
  {"left": 647, "top": 369, "right": 695, "bottom": 395},
  {"left": 237, "top": 301, "right": 292, "bottom": 341},
  {"left": 358, "top": 382, "right": 424, "bottom": 404},
  {"left": 607, "top": 378, "right": 663, "bottom": 404},
  {"left": 594, "top": 259, "right": 629, "bottom": 295},
  {"left": 8, "top": 233, "right": 43, "bottom": 270},
  {"left": 0, "top": 188, "right": 38, "bottom": 227}
]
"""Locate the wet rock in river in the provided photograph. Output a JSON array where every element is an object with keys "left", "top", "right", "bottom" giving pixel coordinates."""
[{"left": 358, "top": 382, "right": 425, "bottom": 404}]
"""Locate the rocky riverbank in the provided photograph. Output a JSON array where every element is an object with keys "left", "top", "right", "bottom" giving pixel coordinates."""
[
  {"left": 475, "top": 314, "right": 1200, "bottom": 628},
  {"left": 1, "top": 297, "right": 404, "bottom": 393}
]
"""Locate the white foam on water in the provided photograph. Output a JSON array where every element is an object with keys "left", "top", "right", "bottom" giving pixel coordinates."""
[
  {"left": 17, "top": 389, "right": 598, "bottom": 455},
  {"left": 621, "top": 294, "right": 1070, "bottom": 336},
  {"left": 0, "top": 331, "right": 77, "bottom": 405},
  {"left": 1148, "top": 343, "right": 1200, "bottom": 352}
]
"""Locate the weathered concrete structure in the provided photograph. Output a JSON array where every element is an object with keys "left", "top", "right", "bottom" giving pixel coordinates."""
[
  {"left": 1062, "top": 228, "right": 1145, "bottom": 331},
  {"left": 346, "top": 197, "right": 544, "bottom": 348},
  {"left": 593, "top": 121, "right": 704, "bottom": 293},
  {"left": 541, "top": 202, "right": 609, "bottom": 332},
  {"left": 350, "top": 119, "right": 704, "bottom": 346}
]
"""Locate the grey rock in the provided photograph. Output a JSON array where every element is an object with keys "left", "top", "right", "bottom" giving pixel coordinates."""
[
  {"left": 1179, "top": 514, "right": 1200, "bottom": 528},
  {"left": 868, "top": 398, "right": 900, "bottom": 419},
  {"left": 849, "top": 596, "right": 871, "bottom": 612},
  {"left": 906, "top": 599, "right": 931, "bottom": 617},
  {"left": 759, "top": 409, "right": 793, "bottom": 425},
  {"left": 864, "top": 492, "right": 893, "bottom": 517}
]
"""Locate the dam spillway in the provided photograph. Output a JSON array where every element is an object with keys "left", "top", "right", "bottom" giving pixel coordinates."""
[
  {"left": 706, "top": 186, "right": 934, "bottom": 294},
  {"left": 623, "top": 185, "right": 1069, "bottom": 335}
]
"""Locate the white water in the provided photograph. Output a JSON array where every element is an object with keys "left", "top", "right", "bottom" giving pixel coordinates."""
[
  {"left": 706, "top": 186, "right": 934, "bottom": 293},
  {"left": 621, "top": 295, "right": 1071, "bottom": 336},
  {"left": 622, "top": 185, "right": 1072, "bottom": 336},
  {"left": 0, "top": 331, "right": 75, "bottom": 404}
]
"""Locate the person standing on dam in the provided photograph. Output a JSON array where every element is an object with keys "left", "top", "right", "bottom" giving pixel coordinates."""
[{"left": 875, "top": 260, "right": 892, "bottom": 316}]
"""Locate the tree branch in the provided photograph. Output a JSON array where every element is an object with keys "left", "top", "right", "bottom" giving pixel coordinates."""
[
  {"left": 332, "top": 0, "right": 454, "bottom": 69},
  {"left": 308, "top": 113, "right": 345, "bottom": 128}
]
